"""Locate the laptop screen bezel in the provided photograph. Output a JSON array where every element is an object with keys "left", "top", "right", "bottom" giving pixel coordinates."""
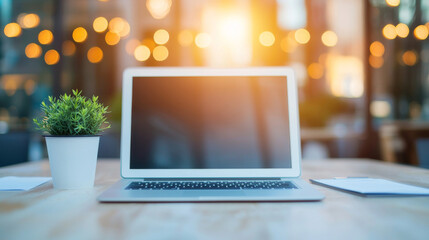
[{"left": 120, "top": 67, "right": 301, "bottom": 178}]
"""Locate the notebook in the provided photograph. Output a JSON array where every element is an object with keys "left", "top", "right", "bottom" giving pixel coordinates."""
[
  {"left": 310, "top": 178, "right": 429, "bottom": 196},
  {"left": 0, "top": 176, "right": 51, "bottom": 191}
]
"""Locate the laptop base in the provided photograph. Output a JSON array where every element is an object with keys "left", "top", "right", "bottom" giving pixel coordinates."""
[{"left": 98, "top": 179, "right": 324, "bottom": 202}]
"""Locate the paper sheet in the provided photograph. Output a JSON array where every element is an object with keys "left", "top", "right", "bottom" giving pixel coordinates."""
[
  {"left": 311, "top": 178, "right": 429, "bottom": 196},
  {"left": 0, "top": 176, "right": 51, "bottom": 191}
]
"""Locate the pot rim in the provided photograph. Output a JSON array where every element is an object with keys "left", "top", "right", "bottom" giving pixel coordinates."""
[{"left": 43, "top": 135, "right": 101, "bottom": 138}]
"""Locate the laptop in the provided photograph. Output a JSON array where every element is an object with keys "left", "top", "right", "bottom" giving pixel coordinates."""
[{"left": 98, "top": 67, "right": 324, "bottom": 202}]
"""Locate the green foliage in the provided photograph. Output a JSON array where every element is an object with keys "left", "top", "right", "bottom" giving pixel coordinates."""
[{"left": 33, "top": 89, "right": 110, "bottom": 135}]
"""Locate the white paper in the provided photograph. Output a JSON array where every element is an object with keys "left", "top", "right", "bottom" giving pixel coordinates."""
[
  {"left": 0, "top": 176, "right": 52, "bottom": 191},
  {"left": 312, "top": 178, "right": 429, "bottom": 195}
]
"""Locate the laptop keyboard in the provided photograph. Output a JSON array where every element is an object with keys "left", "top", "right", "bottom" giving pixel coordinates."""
[{"left": 125, "top": 181, "right": 297, "bottom": 190}]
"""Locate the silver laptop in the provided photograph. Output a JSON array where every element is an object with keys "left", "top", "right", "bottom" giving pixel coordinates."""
[{"left": 98, "top": 67, "right": 324, "bottom": 202}]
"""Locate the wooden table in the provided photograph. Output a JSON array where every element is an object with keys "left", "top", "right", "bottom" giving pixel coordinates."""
[{"left": 1, "top": 159, "right": 429, "bottom": 240}]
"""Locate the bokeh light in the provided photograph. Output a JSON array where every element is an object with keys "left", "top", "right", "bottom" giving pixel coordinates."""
[
  {"left": 402, "top": 50, "right": 417, "bottom": 66},
  {"left": 125, "top": 38, "right": 141, "bottom": 55},
  {"left": 295, "top": 28, "right": 310, "bottom": 44},
  {"left": 307, "top": 63, "right": 324, "bottom": 79},
  {"left": 38, "top": 30, "right": 54, "bottom": 45},
  {"left": 19, "top": 13, "right": 40, "bottom": 29},
  {"left": 93, "top": 17, "right": 108, "bottom": 33},
  {"left": 153, "top": 46, "right": 169, "bottom": 61},
  {"left": 385, "top": 0, "right": 400, "bottom": 7},
  {"left": 72, "top": 27, "right": 88, "bottom": 43},
  {"left": 118, "top": 20, "right": 130, "bottom": 37},
  {"left": 370, "top": 41, "right": 385, "bottom": 57},
  {"left": 142, "top": 38, "right": 157, "bottom": 50},
  {"left": 62, "top": 40, "right": 76, "bottom": 56},
  {"left": 105, "top": 31, "right": 120, "bottom": 45},
  {"left": 395, "top": 23, "right": 409, "bottom": 38},
  {"left": 280, "top": 35, "right": 298, "bottom": 53},
  {"left": 134, "top": 45, "right": 150, "bottom": 61},
  {"left": 369, "top": 55, "right": 384, "bottom": 68},
  {"left": 371, "top": 100, "right": 391, "bottom": 118},
  {"left": 44, "top": 49, "right": 60, "bottom": 65},
  {"left": 154, "top": 29, "right": 169, "bottom": 45},
  {"left": 25, "top": 43, "right": 42, "bottom": 58},
  {"left": 178, "top": 30, "right": 193, "bottom": 47},
  {"left": 259, "top": 31, "right": 275, "bottom": 47},
  {"left": 108, "top": 17, "right": 128, "bottom": 35},
  {"left": 321, "top": 30, "right": 338, "bottom": 47},
  {"left": 195, "top": 33, "right": 211, "bottom": 48},
  {"left": 414, "top": 25, "right": 428, "bottom": 40},
  {"left": 4, "top": 23, "right": 22, "bottom": 37},
  {"left": 382, "top": 24, "right": 397, "bottom": 39},
  {"left": 24, "top": 79, "right": 36, "bottom": 95},
  {"left": 146, "top": 0, "right": 172, "bottom": 20},
  {"left": 87, "top": 47, "right": 103, "bottom": 63}
]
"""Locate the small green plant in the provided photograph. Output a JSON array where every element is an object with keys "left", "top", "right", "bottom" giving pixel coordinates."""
[{"left": 33, "top": 89, "right": 110, "bottom": 135}]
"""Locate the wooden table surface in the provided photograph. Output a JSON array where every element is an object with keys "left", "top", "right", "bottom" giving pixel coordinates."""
[{"left": 1, "top": 159, "right": 429, "bottom": 240}]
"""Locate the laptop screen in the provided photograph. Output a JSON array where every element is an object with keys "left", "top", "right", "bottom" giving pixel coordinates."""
[{"left": 130, "top": 76, "right": 292, "bottom": 169}]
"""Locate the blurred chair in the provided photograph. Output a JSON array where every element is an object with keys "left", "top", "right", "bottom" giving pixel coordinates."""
[
  {"left": 380, "top": 121, "right": 429, "bottom": 168},
  {"left": 0, "top": 131, "right": 30, "bottom": 167}
]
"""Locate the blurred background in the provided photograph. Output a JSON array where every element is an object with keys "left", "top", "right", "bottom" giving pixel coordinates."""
[{"left": 1, "top": 0, "right": 428, "bottom": 167}]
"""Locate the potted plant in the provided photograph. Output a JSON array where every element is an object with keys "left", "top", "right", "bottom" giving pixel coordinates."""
[{"left": 33, "top": 90, "right": 110, "bottom": 189}]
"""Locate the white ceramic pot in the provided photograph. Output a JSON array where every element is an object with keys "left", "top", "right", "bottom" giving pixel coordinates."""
[{"left": 45, "top": 136, "right": 100, "bottom": 189}]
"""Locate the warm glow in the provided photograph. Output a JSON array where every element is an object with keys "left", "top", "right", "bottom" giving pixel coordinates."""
[
  {"left": 280, "top": 35, "right": 298, "bottom": 53},
  {"left": 382, "top": 24, "right": 397, "bottom": 40},
  {"left": 19, "top": 13, "right": 40, "bottom": 29},
  {"left": 178, "top": 30, "right": 193, "bottom": 47},
  {"left": 72, "top": 27, "right": 88, "bottom": 43},
  {"left": 195, "top": 33, "right": 211, "bottom": 48},
  {"left": 25, "top": 43, "right": 42, "bottom": 58},
  {"left": 125, "top": 38, "right": 141, "bottom": 55},
  {"left": 259, "top": 31, "right": 275, "bottom": 47},
  {"left": 153, "top": 46, "right": 169, "bottom": 61},
  {"left": 44, "top": 49, "right": 60, "bottom": 65},
  {"left": 371, "top": 101, "right": 391, "bottom": 118},
  {"left": 87, "top": 47, "right": 103, "bottom": 63},
  {"left": 208, "top": 11, "right": 251, "bottom": 66},
  {"left": 396, "top": 23, "right": 409, "bottom": 38},
  {"left": 414, "top": 25, "right": 429, "bottom": 40},
  {"left": 321, "top": 31, "right": 338, "bottom": 47},
  {"left": 38, "top": 30, "right": 53, "bottom": 45},
  {"left": 105, "top": 31, "right": 120, "bottom": 45},
  {"left": 307, "top": 63, "right": 324, "bottom": 79},
  {"left": 370, "top": 41, "right": 385, "bottom": 57},
  {"left": 134, "top": 45, "right": 150, "bottom": 61},
  {"left": 369, "top": 55, "right": 384, "bottom": 69},
  {"left": 327, "top": 55, "right": 364, "bottom": 98},
  {"left": 118, "top": 20, "right": 130, "bottom": 37},
  {"left": 4, "top": 23, "right": 21, "bottom": 37},
  {"left": 93, "top": 17, "right": 108, "bottom": 33},
  {"left": 24, "top": 79, "right": 36, "bottom": 95},
  {"left": 295, "top": 29, "right": 310, "bottom": 44},
  {"left": 146, "top": 0, "right": 172, "bottom": 20},
  {"left": 2, "top": 76, "right": 19, "bottom": 96},
  {"left": 402, "top": 50, "right": 417, "bottom": 66},
  {"left": 62, "top": 41, "right": 76, "bottom": 56},
  {"left": 385, "top": 0, "right": 400, "bottom": 7},
  {"left": 142, "top": 38, "right": 156, "bottom": 50},
  {"left": 108, "top": 17, "right": 125, "bottom": 34},
  {"left": 153, "top": 29, "right": 169, "bottom": 45}
]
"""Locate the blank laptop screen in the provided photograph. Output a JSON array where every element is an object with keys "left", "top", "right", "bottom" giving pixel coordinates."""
[{"left": 130, "top": 76, "right": 292, "bottom": 169}]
